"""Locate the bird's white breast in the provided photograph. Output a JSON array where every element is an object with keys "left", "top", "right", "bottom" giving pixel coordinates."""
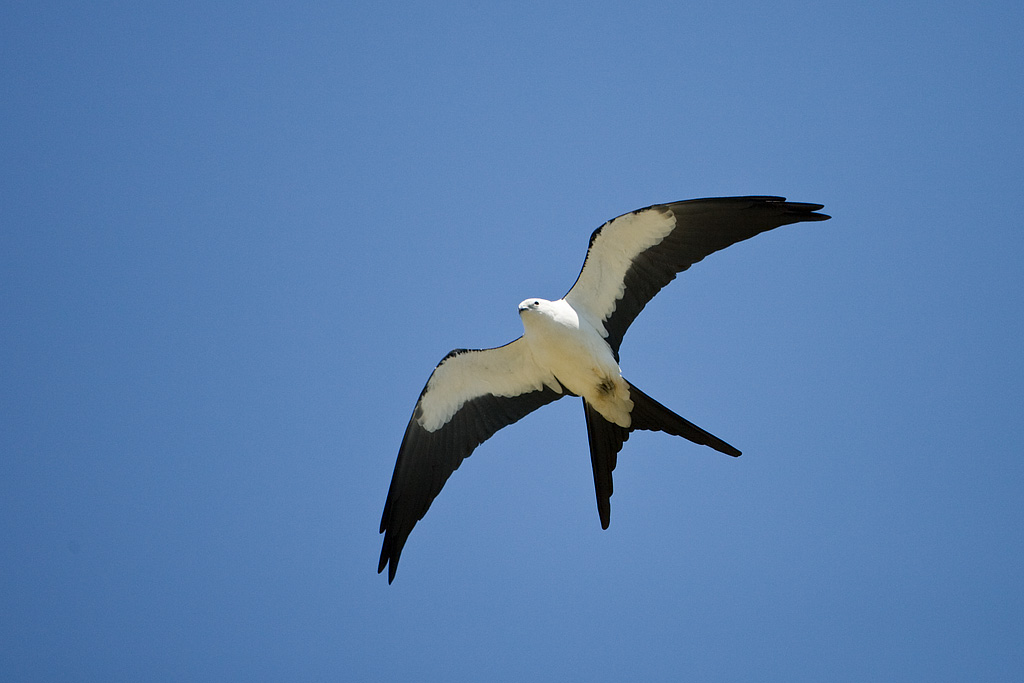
[{"left": 519, "top": 298, "right": 632, "bottom": 426}]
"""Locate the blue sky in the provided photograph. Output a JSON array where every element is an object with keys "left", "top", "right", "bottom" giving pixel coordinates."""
[{"left": 3, "top": 1, "right": 1023, "bottom": 680}]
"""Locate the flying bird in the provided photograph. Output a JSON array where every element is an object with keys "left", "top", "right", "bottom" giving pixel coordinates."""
[{"left": 379, "top": 195, "right": 829, "bottom": 582}]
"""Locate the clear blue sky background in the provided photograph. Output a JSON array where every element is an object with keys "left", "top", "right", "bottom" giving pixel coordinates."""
[{"left": 3, "top": 2, "right": 1023, "bottom": 681}]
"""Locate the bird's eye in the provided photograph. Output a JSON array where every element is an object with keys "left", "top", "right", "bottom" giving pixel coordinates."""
[{"left": 533, "top": 300, "right": 540, "bottom": 306}]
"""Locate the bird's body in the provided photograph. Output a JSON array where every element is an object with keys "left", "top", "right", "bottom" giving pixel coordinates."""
[
  {"left": 379, "top": 196, "right": 830, "bottom": 582},
  {"left": 519, "top": 298, "right": 632, "bottom": 427}
]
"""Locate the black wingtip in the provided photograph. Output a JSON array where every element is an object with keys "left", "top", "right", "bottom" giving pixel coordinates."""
[
  {"left": 378, "top": 533, "right": 401, "bottom": 583},
  {"left": 378, "top": 556, "right": 398, "bottom": 584},
  {"left": 778, "top": 200, "right": 830, "bottom": 223}
]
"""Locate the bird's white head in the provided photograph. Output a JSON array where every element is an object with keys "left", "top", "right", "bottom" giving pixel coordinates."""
[{"left": 518, "top": 298, "right": 551, "bottom": 315}]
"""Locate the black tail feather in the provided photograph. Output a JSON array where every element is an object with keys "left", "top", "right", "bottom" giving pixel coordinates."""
[
  {"left": 582, "top": 381, "right": 740, "bottom": 529},
  {"left": 627, "top": 383, "right": 741, "bottom": 457},
  {"left": 583, "top": 401, "right": 627, "bottom": 530}
]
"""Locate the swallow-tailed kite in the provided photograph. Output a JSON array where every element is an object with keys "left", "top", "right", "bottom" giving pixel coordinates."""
[{"left": 379, "top": 196, "right": 829, "bottom": 582}]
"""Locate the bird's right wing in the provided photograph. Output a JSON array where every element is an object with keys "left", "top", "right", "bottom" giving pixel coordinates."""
[
  {"left": 565, "top": 197, "right": 830, "bottom": 357},
  {"left": 379, "top": 338, "right": 565, "bottom": 583}
]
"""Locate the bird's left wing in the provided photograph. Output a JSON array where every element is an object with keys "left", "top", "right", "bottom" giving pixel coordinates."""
[
  {"left": 564, "top": 196, "right": 830, "bottom": 357},
  {"left": 379, "top": 337, "right": 564, "bottom": 582}
]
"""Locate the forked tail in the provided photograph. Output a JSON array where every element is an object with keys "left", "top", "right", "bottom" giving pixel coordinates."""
[{"left": 584, "top": 381, "right": 740, "bottom": 529}]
